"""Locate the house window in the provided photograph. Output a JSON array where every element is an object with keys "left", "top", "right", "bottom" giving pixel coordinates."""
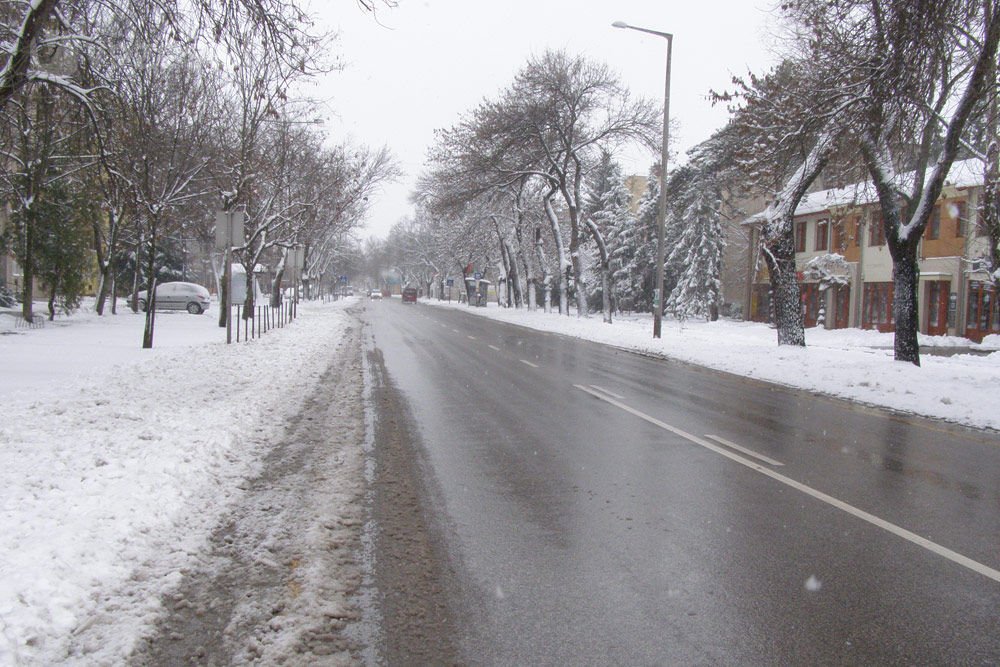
[
  {"left": 831, "top": 220, "right": 844, "bottom": 250},
  {"left": 794, "top": 221, "right": 807, "bottom": 252},
  {"left": 815, "top": 220, "right": 829, "bottom": 251},
  {"left": 926, "top": 205, "right": 940, "bottom": 239},
  {"left": 869, "top": 214, "right": 886, "bottom": 246},
  {"left": 954, "top": 201, "right": 969, "bottom": 237},
  {"left": 976, "top": 205, "right": 988, "bottom": 237},
  {"left": 862, "top": 282, "right": 894, "bottom": 331}
]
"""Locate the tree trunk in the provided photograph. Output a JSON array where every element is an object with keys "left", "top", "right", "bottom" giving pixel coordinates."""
[
  {"left": 889, "top": 239, "right": 921, "bottom": 365},
  {"left": 20, "top": 214, "right": 34, "bottom": 323},
  {"left": 515, "top": 224, "right": 535, "bottom": 310},
  {"left": 503, "top": 240, "right": 522, "bottom": 308},
  {"left": 243, "top": 267, "right": 255, "bottom": 319},
  {"left": 583, "top": 216, "right": 613, "bottom": 323},
  {"left": 218, "top": 261, "right": 229, "bottom": 327},
  {"left": 762, "top": 232, "right": 805, "bottom": 346},
  {"left": 600, "top": 261, "right": 612, "bottom": 324},
  {"left": 983, "top": 94, "right": 1000, "bottom": 291},
  {"left": 0, "top": 0, "right": 60, "bottom": 112},
  {"left": 271, "top": 268, "right": 284, "bottom": 308},
  {"left": 570, "top": 251, "right": 587, "bottom": 317},
  {"left": 131, "top": 234, "right": 143, "bottom": 313},
  {"left": 542, "top": 190, "right": 569, "bottom": 315},
  {"left": 535, "top": 227, "right": 551, "bottom": 313},
  {"left": 142, "top": 224, "right": 158, "bottom": 349},
  {"left": 47, "top": 283, "right": 56, "bottom": 321}
]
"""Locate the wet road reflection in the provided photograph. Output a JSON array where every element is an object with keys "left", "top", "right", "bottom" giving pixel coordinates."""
[{"left": 366, "top": 301, "right": 1000, "bottom": 665}]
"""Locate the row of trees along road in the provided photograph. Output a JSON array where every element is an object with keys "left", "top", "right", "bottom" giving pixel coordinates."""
[
  {"left": 0, "top": 0, "right": 398, "bottom": 347},
  {"left": 401, "top": 2, "right": 1000, "bottom": 367},
  {"left": 405, "top": 49, "right": 760, "bottom": 328}
]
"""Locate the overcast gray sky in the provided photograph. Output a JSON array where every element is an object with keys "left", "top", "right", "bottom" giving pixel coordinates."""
[{"left": 307, "top": 0, "right": 780, "bottom": 239}]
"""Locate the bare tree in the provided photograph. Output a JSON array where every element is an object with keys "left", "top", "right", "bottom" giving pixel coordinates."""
[
  {"left": 113, "top": 13, "right": 219, "bottom": 348},
  {"left": 721, "top": 58, "right": 851, "bottom": 345}
]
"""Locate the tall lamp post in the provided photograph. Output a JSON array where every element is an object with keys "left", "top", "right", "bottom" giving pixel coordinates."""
[{"left": 612, "top": 20, "right": 672, "bottom": 338}]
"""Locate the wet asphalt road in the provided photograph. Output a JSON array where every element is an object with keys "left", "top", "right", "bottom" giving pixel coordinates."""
[{"left": 364, "top": 298, "right": 1000, "bottom": 665}]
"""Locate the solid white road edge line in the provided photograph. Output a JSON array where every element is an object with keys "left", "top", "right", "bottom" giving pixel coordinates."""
[
  {"left": 520, "top": 359, "right": 539, "bottom": 368},
  {"left": 573, "top": 384, "right": 1000, "bottom": 585},
  {"left": 704, "top": 434, "right": 785, "bottom": 467},
  {"left": 589, "top": 384, "right": 625, "bottom": 400}
]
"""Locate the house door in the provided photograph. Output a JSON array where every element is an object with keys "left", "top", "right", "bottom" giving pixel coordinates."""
[
  {"left": 965, "top": 281, "right": 999, "bottom": 343},
  {"left": 925, "top": 280, "right": 950, "bottom": 336},
  {"left": 832, "top": 284, "right": 850, "bottom": 329},
  {"left": 801, "top": 283, "right": 821, "bottom": 327}
]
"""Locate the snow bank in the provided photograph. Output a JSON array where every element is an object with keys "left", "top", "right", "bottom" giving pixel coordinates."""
[
  {"left": 423, "top": 300, "right": 1000, "bottom": 432},
  {"left": 0, "top": 299, "right": 357, "bottom": 664}
]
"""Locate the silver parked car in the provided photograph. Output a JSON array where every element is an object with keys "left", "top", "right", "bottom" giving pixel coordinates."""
[{"left": 135, "top": 281, "right": 211, "bottom": 314}]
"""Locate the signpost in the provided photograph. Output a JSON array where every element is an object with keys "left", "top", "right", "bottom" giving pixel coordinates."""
[
  {"left": 215, "top": 210, "right": 244, "bottom": 344},
  {"left": 288, "top": 245, "right": 304, "bottom": 318}
]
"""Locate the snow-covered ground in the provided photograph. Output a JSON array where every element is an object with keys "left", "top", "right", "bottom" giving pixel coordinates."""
[
  {"left": 422, "top": 298, "right": 1000, "bottom": 432},
  {"left": 0, "top": 299, "right": 358, "bottom": 665},
  {"left": 1, "top": 296, "right": 998, "bottom": 664}
]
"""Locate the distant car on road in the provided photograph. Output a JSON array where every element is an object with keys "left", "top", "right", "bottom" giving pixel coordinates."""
[
  {"left": 402, "top": 287, "right": 418, "bottom": 303},
  {"left": 369, "top": 289, "right": 383, "bottom": 300},
  {"left": 135, "top": 281, "right": 211, "bottom": 314}
]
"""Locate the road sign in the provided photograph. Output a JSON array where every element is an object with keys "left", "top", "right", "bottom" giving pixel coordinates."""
[
  {"left": 214, "top": 210, "right": 244, "bottom": 251},
  {"left": 339, "top": 275, "right": 348, "bottom": 283},
  {"left": 446, "top": 278, "right": 454, "bottom": 287}
]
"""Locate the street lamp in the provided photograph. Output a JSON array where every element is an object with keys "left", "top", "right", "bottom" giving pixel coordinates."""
[{"left": 612, "top": 20, "right": 672, "bottom": 338}]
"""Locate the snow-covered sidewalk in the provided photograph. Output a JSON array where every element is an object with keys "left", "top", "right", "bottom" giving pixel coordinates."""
[
  {"left": 422, "top": 299, "right": 1000, "bottom": 432},
  {"left": 0, "top": 299, "right": 359, "bottom": 665}
]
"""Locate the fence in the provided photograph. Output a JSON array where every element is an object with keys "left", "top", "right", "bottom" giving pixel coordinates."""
[{"left": 231, "top": 300, "right": 298, "bottom": 343}]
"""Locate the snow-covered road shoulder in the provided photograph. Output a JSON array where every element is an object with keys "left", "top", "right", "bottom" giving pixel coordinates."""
[
  {"left": 421, "top": 299, "right": 1000, "bottom": 432},
  {"left": 0, "top": 300, "right": 359, "bottom": 665}
]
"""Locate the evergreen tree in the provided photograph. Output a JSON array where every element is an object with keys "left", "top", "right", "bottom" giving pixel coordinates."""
[
  {"left": 34, "top": 179, "right": 95, "bottom": 319},
  {"left": 664, "top": 167, "right": 724, "bottom": 321},
  {"left": 585, "top": 151, "right": 635, "bottom": 313}
]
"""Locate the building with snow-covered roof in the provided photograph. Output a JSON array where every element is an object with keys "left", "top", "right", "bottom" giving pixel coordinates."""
[{"left": 742, "top": 159, "right": 999, "bottom": 342}]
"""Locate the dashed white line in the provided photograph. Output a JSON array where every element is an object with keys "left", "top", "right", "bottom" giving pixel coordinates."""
[
  {"left": 573, "top": 383, "right": 1000, "bottom": 584},
  {"left": 488, "top": 345, "right": 501, "bottom": 351},
  {"left": 519, "top": 359, "right": 539, "bottom": 368},
  {"left": 467, "top": 335, "right": 477, "bottom": 340},
  {"left": 703, "top": 434, "right": 784, "bottom": 467},
  {"left": 589, "top": 384, "right": 624, "bottom": 400}
]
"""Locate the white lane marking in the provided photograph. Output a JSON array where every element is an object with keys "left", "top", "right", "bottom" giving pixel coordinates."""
[
  {"left": 573, "top": 384, "right": 1000, "bottom": 584},
  {"left": 589, "top": 384, "right": 624, "bottom": 400},
  {"left": 488, "top": 345, "right": 501, "bottom": 351},
  {"left": 452, "top": 329, "right": 460, "bottom": 333},
  {"left": 519, "top": 359, "right": 539, "bottom": 368},
  {"left": 467, "top": 335, "right": 477, "bottom": 340},
  {"left": 704, "top": 434, "right": 784, "bottom": 467}
]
